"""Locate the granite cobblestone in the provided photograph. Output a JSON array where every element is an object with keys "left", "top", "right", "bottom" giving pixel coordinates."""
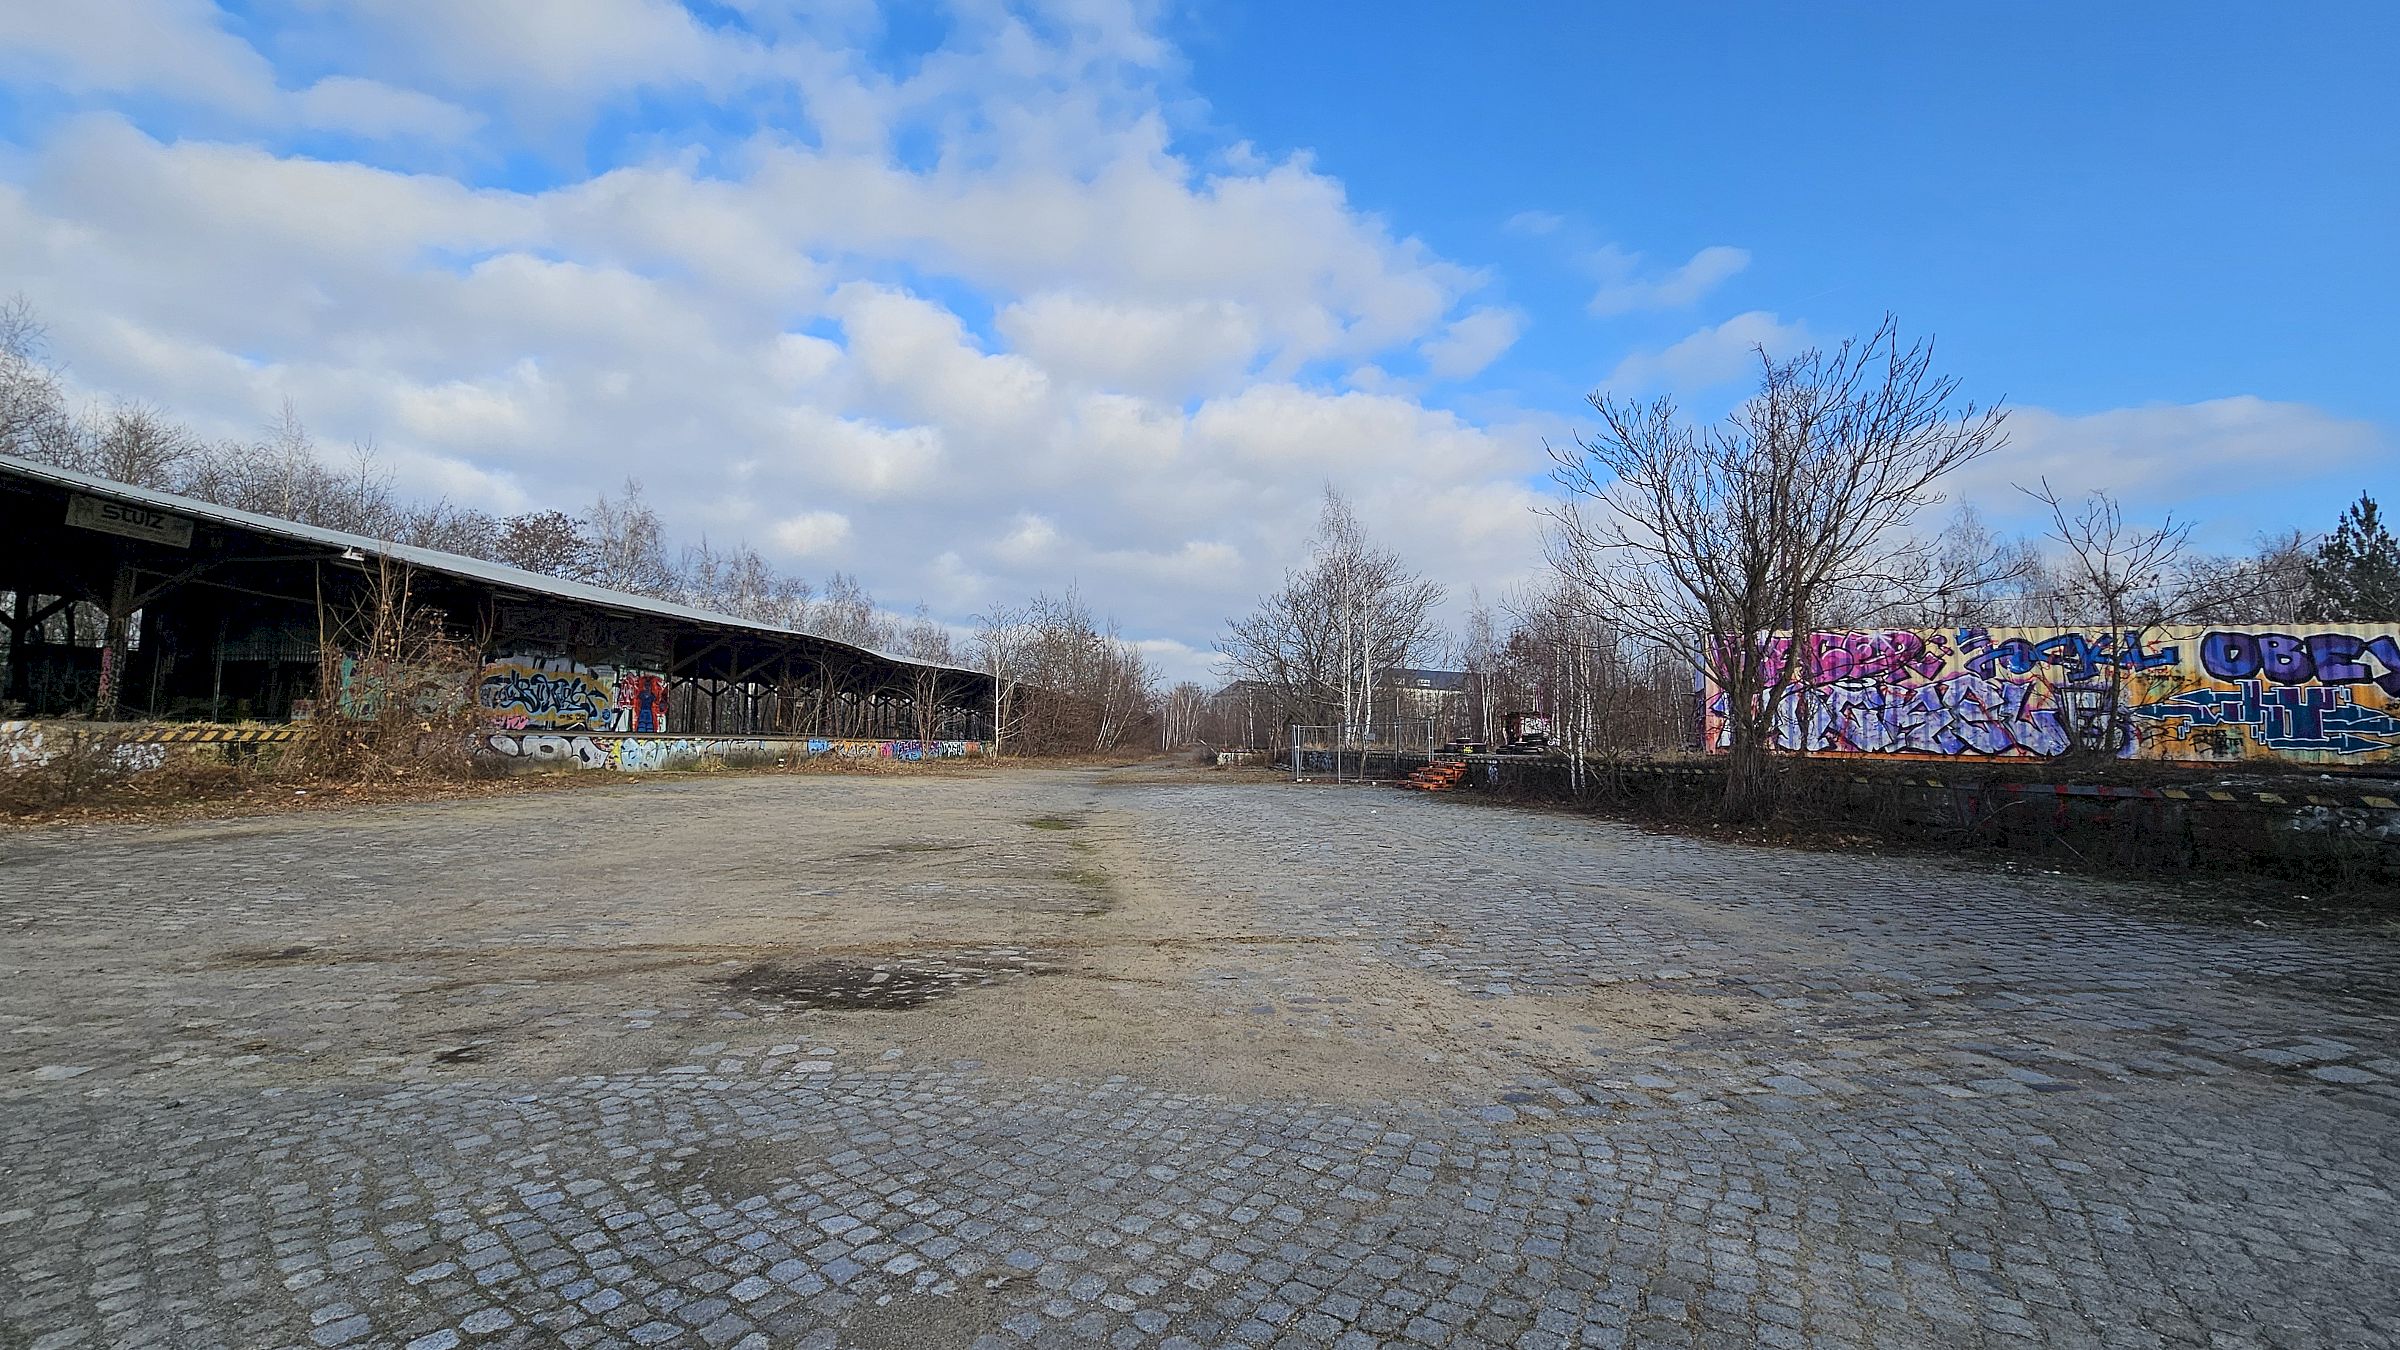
[{"left": 2, "top": 770, "right": 2395, "bottom": 1346}]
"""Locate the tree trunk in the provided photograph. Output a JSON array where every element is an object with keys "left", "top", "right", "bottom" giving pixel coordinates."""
[
  {"left": 1719, "top": 740, "right": 1777, "bottom": 822},
  {"left": 93, "top": 566, "right": 137, "bottom": 722}
]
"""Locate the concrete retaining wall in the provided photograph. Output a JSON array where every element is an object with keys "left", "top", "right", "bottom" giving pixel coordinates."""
[
  {"left": 1459, "top": 754, "right": 2400, "bottom": 879},
  {"left": 1, "top": 720, "right": 987, "bottom": 778},
  {"left": 478, "top": 732, "right": 988, "bottom": 772}
]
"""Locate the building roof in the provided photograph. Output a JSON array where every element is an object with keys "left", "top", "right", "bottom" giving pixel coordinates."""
[
  {"left": 1385, "top": 667, "right": 1469, "bottom": 692},
  {"left": 0, "top": 451, "right": 985, "bottom": 680}
]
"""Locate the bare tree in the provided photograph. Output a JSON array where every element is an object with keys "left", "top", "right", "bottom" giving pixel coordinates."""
[
  {"left": 972, "top": 601, "right": 1033, "bottom": 756},
  {"left": 1458, "top": 589, "right": 1504, "bottom": 746},
  {"left": 1159, "top": 681, "right": 1208, "bottom": 749},
  {"left": 0, "top": 295, "right": 78, "bottom": 465},
  {"left": 681, "top": 538, "right": 812, "bottom": 626},
  {"left": 2177, "top": 528, "right": 2316, "bottom": 622},
  {"left": 392, "top": 500, "right": 500, "bottom": 557},
  {"left": 493, "top": 510, "right": 598, "bottom": 580},
  {"left": 587, "top": 479, "right": 677, "bottom": 597},
  {"left": 76, "top": 400, "right": 202, "bottom": 488},
  {"left": 1888, "top": 503, "right": 2041, "bottom": 628},
  {"left": 1219, "top": 488, "right": 1444, "bottom": 748},
  {"left": 893, "top": 606, "right": 956, "bottom": 664},
  {"left": 2021, "top": 480, "right": 2201, "bottom": 757},
  {"left": 810, "top": 571, "right": 890, "bottom": 648},
  {"left": 1547, "top": 316, "right": 2007, "bottom": 818},
  {"left": 992, "top": 589, "right": 1160, "bottom": 754},
  {"left": 174, "top": 407, "right": 405, "bottom": 535}
]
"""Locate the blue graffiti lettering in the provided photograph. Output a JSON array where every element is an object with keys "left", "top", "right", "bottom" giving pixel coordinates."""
[
  {"left": 1961, "top": 630, "right": 2178, "bottom": 681},
  {"left": 2132, "top": 680, "right": 2400, "bottom": 756}
]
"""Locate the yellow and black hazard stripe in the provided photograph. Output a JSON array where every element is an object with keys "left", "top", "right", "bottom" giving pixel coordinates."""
[{"left": 130, "top": 726, "right": 304, "bottom": 745}]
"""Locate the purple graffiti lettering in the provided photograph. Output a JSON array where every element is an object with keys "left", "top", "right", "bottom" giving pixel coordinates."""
[
  {"left": 2375, "top": 637, "right": 2400, "bottom": 696},
  {"left": 2199, "top": 631, "right": 2259, "bottom": 681},
  {"left": 1758, "top": 672, "right": 2099, "bottom": 758},
  {"left": 2201, "top": 629, "right": 2400, "bottom": 696},
  {"left": 1751, "top": 631, "right": 1948, "bottom": 687},
  {"left": 2257, "top": 633, "right": 2310, "bottom": 683},
  {"left": 2306, "top": 633, "right": 2369, "bottom": 685}
]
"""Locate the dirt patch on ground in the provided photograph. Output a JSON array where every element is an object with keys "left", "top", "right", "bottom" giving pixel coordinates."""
[
  {"left": 0, "top": 764, "right": 1861, "bottom": 1103},
  {"left": 718, "top": 951, "right": 1053, "bottom": 1011}
]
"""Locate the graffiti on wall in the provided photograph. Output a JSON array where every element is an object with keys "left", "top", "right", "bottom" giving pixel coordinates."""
[
  {"left": 483, "top": 733, "right": 986, "bottom": 772},
  {"left": 613, "top": 672, "right": 669, "bottom": 733},
  {"left": 1, "top": 720, "right": 169, "bottom": 773},
  {"left": 478, "top": 655, "right": 670, "bottom": 733},
  {"left": 1705, "top": 625, "right": 2400, "bottom": 765}
]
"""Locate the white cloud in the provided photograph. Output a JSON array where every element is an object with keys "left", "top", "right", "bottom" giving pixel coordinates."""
[
  {"left": 1132, "top": 636, "right": 1225, "bottom": 688},
  {"left": 339, "top": 0, "right": 744, "bottom": 101},
  {"left": 780, "top": 411, "right": 947, "bottom": 500},
  {"left": 292, "top": 77, "right": 481, "bottom": 141},
  {"left": 1951, "top": 396, "right": 2386, "bottom": 517},
  {"left": 995, "top": 294, "right": 1261, "bottom": 401},
  {"left": 770, "top": 509, "right": 855, "bottom": 557},
  {"left": 0, "top": 0, "right": 277, "bottom": 114},
  {"left": 996, "top": 514, "right": 1062, "bottom": 564},
  {"left": 1601, "top": 311, "right": 1811, "bottom": 395},
  {"left": 1420, "top": 307, "right": 1524, "bottom": 381},
  {"left": 0, "top": 4, "right": 1586, "bottom": 670},
  {"left": 1587, "top": 244, "right": 1750, "bottom": 316}
]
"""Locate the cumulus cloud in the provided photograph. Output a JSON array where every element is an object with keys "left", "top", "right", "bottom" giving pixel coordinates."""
[
  {"left": 337, "top": 0, "right": 744, "bottom": 102},
  {"left": 995, "top": 294, "right": 1262, "bottom": 402},
  {"left": 1587, "top": 243, "right": 1751, "bottom": 316},
  {"left": 292, "top": 77, "right": 481, "bottom": 141},
  {"left": 0, "top": 0, "right": 278, "bottom": 114},
  {"left": 1420, "top": 307, "right": 1524, "bottom": 381},
  {"left": 771, "top": 509, "right": 856, "bottom": 557},
  {"left": 55, "top": 1, "right": 2359, "bottom": 677},
  {"left": 1947, "top": 396, "right": 2387, "bottom": 529},
  {"left": 1600, "top": 311, "right": 1810, "bottom": 395}
]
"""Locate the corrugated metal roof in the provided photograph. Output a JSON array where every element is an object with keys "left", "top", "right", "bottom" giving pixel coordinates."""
[{"left": 0, "top": 451, "right": 986, "bottom": 679}]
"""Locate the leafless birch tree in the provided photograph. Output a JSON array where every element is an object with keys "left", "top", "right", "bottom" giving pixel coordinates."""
[{"left": 1219, "top": 488, "right": 1444, "bottom": 746}]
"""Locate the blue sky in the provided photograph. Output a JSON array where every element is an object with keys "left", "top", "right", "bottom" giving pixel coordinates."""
[
  {"left": 1182, "top": 6, "right": 2400, "bottom": 418},
  {"left": 0, "top": 2, "right": 2391, "bottom": 679}
]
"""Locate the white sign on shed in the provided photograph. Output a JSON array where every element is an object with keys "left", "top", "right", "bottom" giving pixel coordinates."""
[{"left": 66, "top": 494, "right": 194, "bottom": 548}]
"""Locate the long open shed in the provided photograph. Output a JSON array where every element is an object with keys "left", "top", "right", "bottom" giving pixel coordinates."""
[{"left": 0, "top": 452, "right": 993, "bottom": 746}]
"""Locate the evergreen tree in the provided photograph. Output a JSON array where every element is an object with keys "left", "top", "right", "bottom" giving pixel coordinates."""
[{"left": 2303, "top": 493, "right": 2400, "bottom": 621}]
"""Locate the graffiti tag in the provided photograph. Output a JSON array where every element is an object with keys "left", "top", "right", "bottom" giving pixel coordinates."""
[
  {"left": 2198, "top": 630, "right": 2400, "bottom": 696},
  {"left": 1960, "top": 629, "right": 2179, "bottom": 682},
  {"left": 2131, "top": 680, "right": 2400, "bottom": 757}
]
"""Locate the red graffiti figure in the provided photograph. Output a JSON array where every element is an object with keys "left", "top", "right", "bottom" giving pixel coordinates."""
[{"left": 614, "top": 673, "right": 669, "bottom": 734}]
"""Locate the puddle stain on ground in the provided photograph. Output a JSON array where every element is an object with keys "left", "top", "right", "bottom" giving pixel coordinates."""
[
  {"left": 216, "top": 944, "right": 318, "bottom": 967},
  {"left": 717, "top": 950, "right": 1054, "bottom": 1011}
]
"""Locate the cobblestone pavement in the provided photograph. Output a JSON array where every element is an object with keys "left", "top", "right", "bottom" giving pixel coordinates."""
[{"left": 3, "top": 765, "right": 2397, "bottom": 1349}]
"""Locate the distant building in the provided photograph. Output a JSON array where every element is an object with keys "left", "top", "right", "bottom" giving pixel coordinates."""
[{"left": 1382, "top": 667, "right": 1468, "bottom": 722}]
